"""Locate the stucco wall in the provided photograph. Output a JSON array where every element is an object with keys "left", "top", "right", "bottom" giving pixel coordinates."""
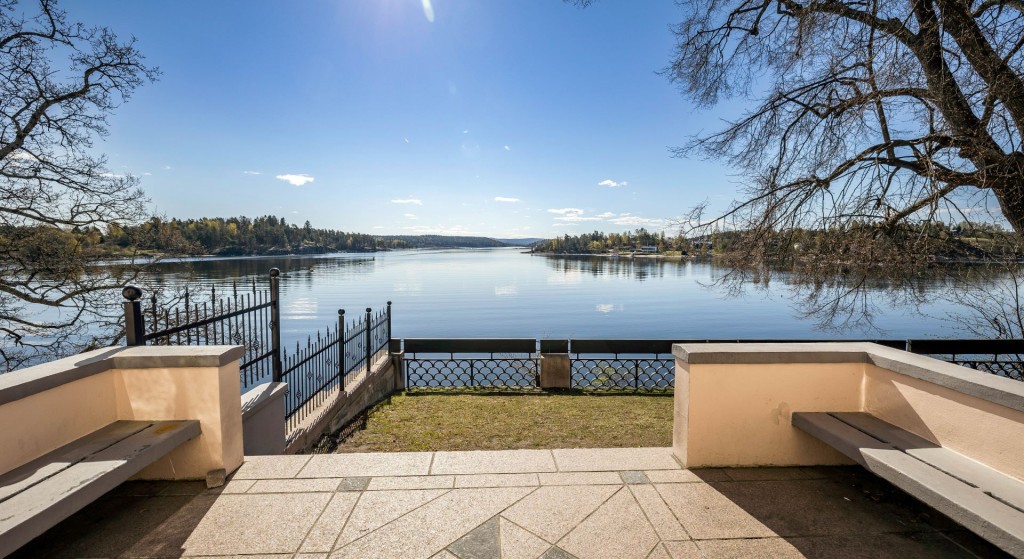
[
  {"left": 0, "top": 346, "right": 245, "bottom": 480},
  {"left": 865, "top": 365, "right": 1024, "bottom": 480},
  {"left": 674, "top": 359, "right": 862, "bottom": 467},
  {"left": 672, "top": 343, "right": 1024, "bottom": 479}
]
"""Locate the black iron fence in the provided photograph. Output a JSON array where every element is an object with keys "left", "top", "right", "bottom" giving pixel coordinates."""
[
  {"left": 400, "top": 338, "right": 1024, "bottom": 391},
  {"left": 281, "top": 304, "right": 391, "bottom": 432},
  {"left": 122, "top": 269, "right": 283, "bottom": 387},
  {"left": 122, "top": 270, "right": 392, "bottom": 431}
]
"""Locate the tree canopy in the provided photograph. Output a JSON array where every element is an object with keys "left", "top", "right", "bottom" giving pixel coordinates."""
[
  {"left": 0, "top": 0, "right": 157, "bottom": 369},
  {"left": 664, "top": 0, "right": 1024, "bottom": 264}
]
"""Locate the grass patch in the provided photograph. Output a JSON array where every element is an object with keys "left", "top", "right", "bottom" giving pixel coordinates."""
[{"left": 325, "top": 390, "right": 674, "bottom": 453}]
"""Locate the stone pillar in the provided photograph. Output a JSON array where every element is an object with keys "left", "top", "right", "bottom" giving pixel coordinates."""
[
  {"left": 540, "top": 353, "right": 571, "bottom": 389},
  {"left": 241, "top": 382, "right": 288, "bottom": 455}
]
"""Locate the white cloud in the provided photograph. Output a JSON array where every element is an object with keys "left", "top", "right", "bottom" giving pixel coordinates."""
[
  {"left": 9, "top": 150, "right": 36, "bottom": 161},
  {"left": 391, "top": 198, "right": 423, "bottom": 205},
  {"left": 608, "top": 215, "right": 666, "bottom": 228},
  {"left": 403, "top": 137, "right": 410, "bottom": 143},
  {"left": 243, "top": 170, "right": 261, "bottom": 175},
  {"left": 421, "top": 0, "right": 435, "bottom": 22},
  {"left": 404, "top": 213, "right": 418, "bottom": 220},
  {"left": 494, "top": 197, "right": 520, "bottom": 203},
  {"left": 556, "top": 214, "right": 603, "bottom": 222},
  {"left": 547, "top": 208, "right": 584, "bottom": 216},
  {"left": 162, "top": 165, "right": 172, "bottom": 171},
  {"left": 276, "top": 173, "right": 315, "bottom": 186},
  {"left": 402, "top": 224, "right": 480, "bottom": 235},
  {"left": 504, "top": 145, "right": 511, "bottom": 151},
  {"left": 99, "top": 172, "right": 125, "bottom": 179},
  {"left": 598, "top": 179, "right": 627, "bottom": 188},
  {"left": 142, "top": 172, "right": 153, "bottom": 176},
  {"left": 463, "top": 129, "right": 469, "bottom": 134},
  {"left": 595, "top": 212, "right": 616, "bottom": 218}
]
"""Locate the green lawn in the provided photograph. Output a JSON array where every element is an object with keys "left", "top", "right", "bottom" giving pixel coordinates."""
[{"left": 324, "top": 390, "right": 674, "bottom": 453}]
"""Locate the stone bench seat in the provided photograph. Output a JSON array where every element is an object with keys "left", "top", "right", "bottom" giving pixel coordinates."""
[
  {"left": 793, "top": 411, "right": 1024, "bottom": 557},
  {"left": 0, "top": 419, "right": 200, "bottom": 557}
]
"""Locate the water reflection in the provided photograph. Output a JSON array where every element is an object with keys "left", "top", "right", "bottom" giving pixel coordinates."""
[{"left": 543, "top": 255, "right": 685, "bottom": 282}]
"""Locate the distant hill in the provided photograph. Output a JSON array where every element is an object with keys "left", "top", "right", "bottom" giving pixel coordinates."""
[
  {"left": 493, "top": 237, "right": 547, "bottom": 246},
  {"left": 378, "top": 235, "right": 508, "bottom": 249}
]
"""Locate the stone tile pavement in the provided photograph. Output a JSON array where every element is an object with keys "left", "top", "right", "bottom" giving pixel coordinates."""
[{"left": 11, "top": 448, "right": 1009, "bottom": 558}]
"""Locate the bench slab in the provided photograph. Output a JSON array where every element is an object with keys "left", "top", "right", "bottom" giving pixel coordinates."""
[
  {"left": 0, "top": 420, "right": 200, "bottom": 558},
  {"left": 794, "top": 412, "right": 1024, "bottom": 558}
]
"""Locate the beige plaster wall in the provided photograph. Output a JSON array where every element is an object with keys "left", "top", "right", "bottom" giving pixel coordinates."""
[
  {"left": 864, "top": 365, "right": 1024, "bottom": 480},
  {"left": 0, "top": 371, "right": 118, "bottom": 473},
  {"left": 674, "top": 359, "right": 862, "bottom": 467},
  {"left": 115, "top": 361, "right": 244, "bottom": 479}
]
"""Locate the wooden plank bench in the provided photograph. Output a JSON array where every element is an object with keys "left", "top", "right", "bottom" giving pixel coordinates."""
[
  {"left": 793, "top": 412, "right": 1024, "bottom": 557},
  {"left": 0, "top": 419, "right": 200, "bottom": 557}
]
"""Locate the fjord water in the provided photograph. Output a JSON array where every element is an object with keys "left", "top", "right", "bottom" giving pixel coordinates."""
[{"left": 142, "top": 248, "right": 978, "bottom": 350}]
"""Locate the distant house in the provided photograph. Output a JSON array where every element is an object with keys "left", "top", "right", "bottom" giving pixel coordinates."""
[{"left": 639, "top": 245, "right": 659, "bottom": 253}]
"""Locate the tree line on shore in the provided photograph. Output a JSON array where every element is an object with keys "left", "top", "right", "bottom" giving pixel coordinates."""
[
  {"left": 533, "top": 223, "right": 1021, "bottom": 262},
  {"left": 40, "top": 215, "right": 508, "bottom": 257}
]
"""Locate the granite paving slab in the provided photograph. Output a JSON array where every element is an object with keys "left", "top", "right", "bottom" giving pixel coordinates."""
[
  {"left": 628, "top": 484, "right": 689, "bottom": 541},
  {"left": 654, "top": 482, "right": 776, "bottom": 540},
  {"left": 233, "top": 455, "right": 311, "bottom": 479},
  {"left": 558, "top": 486, "right": 660, "bottom": 559},
  {"left": 431, "top": 449, "right": 557, "bottom": 475},
  {"left": 299, "top": 452, "right": 433, "bottom": 477},
  {"left": 369, "top": 475, "right": 455, "bottom": 490},
  {"left": 331, "top": 487, "right": 535, "bottom": 559},
  {"left": 499, "top": 517, "right": 551, "bottom": 559},
  {"left": 248, "top": 478, "right": 342, "bottom": 493},
  {"left": 7, "top": 452, "right": 1007, "bottom": 559},
  {"left": 660, "top": 541, "right": 703, "bottom": 559},
  {"left": 180, "top": 492, "right": 332, "bottom": 556},
  {"left": 337, "top": 488, "right": 449, "bottom": 547},
  {"left": 299, "top": 492, "right": 360, "bottom": 553},
  {"left": 644, "top": 470, "right": 703, "bottom": 484},
  {"left": 455, "top": 473, "right": 540, "bottom": 488},
  {"left": 553, "top": 448, "right": 680, "bottom": 472},
  {"left": 501, "top": 484, "right": 619, "bottom": 543},
  {"left": 537, "top": 471, "right": 622, "bottom": 486}
]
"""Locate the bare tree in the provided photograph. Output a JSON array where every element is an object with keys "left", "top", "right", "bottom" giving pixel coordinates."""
[
  {"left": 0, "top": 0, "right": 157, "bottom": 370},
  {"left": 667, "top": 0, "right": 1024, "bottom": 245}
]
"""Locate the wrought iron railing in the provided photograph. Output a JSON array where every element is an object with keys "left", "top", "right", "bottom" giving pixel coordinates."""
[
  {"left": 122, "top": 271, "right": 392, "bottom": 433},
  {"left": 121, "top": 269, "right": 283, "bottom": 387},
  {"left": 281, "top": 303, "right": 391, "bottom": 432},
  {"left": 404, "top": 339, "right": 539, "bottom": 389},
  {"left": 400, "top": 338, "right": 1024, "bottom": 391},
  {"left": 568, "top": 340, "right": 674, "bottom": 391}
]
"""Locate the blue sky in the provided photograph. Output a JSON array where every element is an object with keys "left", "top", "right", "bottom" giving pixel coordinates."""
[{"left": 71, "top": 1, "right": 740, "bottom": 238}]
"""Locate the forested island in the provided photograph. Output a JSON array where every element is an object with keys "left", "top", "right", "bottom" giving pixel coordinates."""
[
  {"left": 532, "top": 223, "right": 1022, "bottom": 263},
  {"left": 60, "top": 215, "right": 513, "bottom": 256}
]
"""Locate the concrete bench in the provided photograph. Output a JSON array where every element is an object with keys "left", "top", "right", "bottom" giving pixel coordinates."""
[
  {"left": 793, "top": 411, "right": 1024, "bottom": 557},
  {"left": 0, "top": 419, "right": 200, "bottom": 557}
]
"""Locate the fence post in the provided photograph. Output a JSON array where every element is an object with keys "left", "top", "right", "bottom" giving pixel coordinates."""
[
  {"left": 386, "top": 300, "right": 392, "bottom": 342},
  {"left": 122, "top": 286, "right": 146, "bottom": 346},
  {"left": 365, "top": 307, "right": 373, "bottom": 372},
  {"left": 339, "top": 309, "right": 346, "bottom": 391},
  {"left": 270, "top": 268, "right": 283, "bottom": 383}
]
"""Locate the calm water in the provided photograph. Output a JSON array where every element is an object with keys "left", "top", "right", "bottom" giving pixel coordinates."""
[{"left": 139, "top": 248, "right": 987, "bottom": 350}]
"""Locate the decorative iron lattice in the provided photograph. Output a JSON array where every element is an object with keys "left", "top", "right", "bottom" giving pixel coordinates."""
[
  {"left": 941, "top": 356, "right": 1024, "bottom": 382},
  {"left": 571, "top": 358, "right": 674, "bottom": 391},
  {"left": 405, "top": 358, "right": 540, "bottom": 390}
]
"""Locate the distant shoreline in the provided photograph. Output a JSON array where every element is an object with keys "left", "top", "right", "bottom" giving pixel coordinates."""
[{"left": 530, "top": 251, "right": 690, "bottom": 261}]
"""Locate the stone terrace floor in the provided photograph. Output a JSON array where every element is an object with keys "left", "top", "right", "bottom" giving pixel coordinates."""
[{"left": 12, "top": 448, "right": 1008, "bottom": 559}]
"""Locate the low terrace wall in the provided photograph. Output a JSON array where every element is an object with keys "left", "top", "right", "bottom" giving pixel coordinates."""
[
  {"left": 0, "top": 346, "right": 246, "bottom": 480},
  {"left": 672, "top": 342, "right": 1024, "bottom": 479}
]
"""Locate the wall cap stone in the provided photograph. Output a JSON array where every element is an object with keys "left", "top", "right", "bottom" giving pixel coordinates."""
[
  {"left": 241, "top": 382, "right": 288, "bottom": 419},
  {"left": 673, "top": 342, "right": 1024, "bottom": 413},
  {"left": 0, "top": 345, "right": 245, "bottom": 407}
]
